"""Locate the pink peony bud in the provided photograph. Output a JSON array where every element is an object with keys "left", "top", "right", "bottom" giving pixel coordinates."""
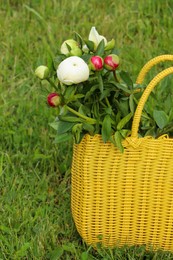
[
  {"left": 90, "top": 56, "right": 104, "bottom": 71},
  {"left": 104, "top": 54, "right": 120, "bottom": 71},
  {"left": 47, "top": 93, "right": 61, "bottom": 107}
]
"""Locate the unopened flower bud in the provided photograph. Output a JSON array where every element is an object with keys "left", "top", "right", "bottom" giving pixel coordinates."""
[
  {"left": 60, "top": 39, "right": 82, "bottom": 57},
  {"left": 89, "top": 27, "right": 107, "bottom": 50},
  {"left": 47, "top": 93, "right": 61, "bottom": 107},
  {"left": 104, "top": 54, "right": 120, "bottom": 71},
  {"left": 35, "top": 65, "right": 49, "bottom": 80},
  {"left": 89, "top": 56, "right": 104, "bottom": 71}
]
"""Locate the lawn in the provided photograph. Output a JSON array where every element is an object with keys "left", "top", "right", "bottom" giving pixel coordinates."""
[{"left": 1, "top": 0, "right": 173, "bottom": 259}]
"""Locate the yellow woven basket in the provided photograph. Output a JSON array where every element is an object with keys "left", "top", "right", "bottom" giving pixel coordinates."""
[{"left": 71, "top": 55, "right": 173, "bottom": 251}]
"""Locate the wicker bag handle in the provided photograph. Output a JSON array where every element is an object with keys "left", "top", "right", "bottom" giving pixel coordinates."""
[
  {"left": 136, "top": 54, "right": 173, "bottom": 84},
  {"left": 131, "top": 66, "right": 173, "bottom": 138}
]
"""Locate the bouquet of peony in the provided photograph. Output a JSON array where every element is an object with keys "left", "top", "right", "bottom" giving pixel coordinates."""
[
  {"left": 35, "top": 27, "right": 144, "bottom": 152},
  {"left": 35, "top": 27, "right": 173, "bottom": 151}
]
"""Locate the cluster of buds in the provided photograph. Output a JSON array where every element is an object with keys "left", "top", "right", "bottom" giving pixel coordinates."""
[
  {"left": 35, "top": 27, "right": 120, "bottom": 109},
  {"left": 34, "top": 26, "right": 138, "bottom": 149},
  {"left": 89, "top": 54, "right": 119, "bottom": 71}
]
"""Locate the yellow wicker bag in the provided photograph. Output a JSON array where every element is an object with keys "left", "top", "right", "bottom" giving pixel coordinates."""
[{"left": 71, "top": 55, "right": 173, "bottom": 251}]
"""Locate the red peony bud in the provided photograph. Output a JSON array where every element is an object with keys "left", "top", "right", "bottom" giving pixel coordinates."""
[
  {"left": 104, "top": 54, "right": 120, "bottom": 71},
  {"left": 90, "top": 56, "right": 104, "bottom": 71},
  {"left": 47, "top": 93, "right": 61, "bottom": 107}
]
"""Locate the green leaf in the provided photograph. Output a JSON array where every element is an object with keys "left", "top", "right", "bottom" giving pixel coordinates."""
[
  {"left": 92, "top": 102, "right": 100, "bottom": 119},
  {"left": 129, "top": 94, "right": 135, "bottom": 114},
  {"left": 97, "top": 72, "right": 104, "bottom": 93},
  {"left": 84, "top": 85, "right": 99, "bottom": 100},
  {"left": 73, "top": 94, "right": 85, "bottom": 99},
  {"left": 119, "top": 70, "right": 133, "bottom": 89},
  {"left": 72, "top": 123, "right": 83, "bottom": 143},
  {"left": 54, "top": 133, "right": 72, "bottom": 143},
  {"left": 111, "top": 48, "right": 120, "bottom": 55},
  {"left": 49, "top": 121, "right": 75, "bottom": 134},
  {"left": 110, "top": 82, "right": 131, "bottom": 94},
  {"left": 153, "top": 110, "right": 169, "bottom": 129},
  {"left": 114, "top": 110, "right": 121, "bottom": 126},
  {"left": 95, "top": 39, "right": 105, "bottom": 56},
  {"left": 78, "top": 104, "right": 91, "bottom": 116},
  {"left": 100, "top": 89, "right": 111, "bottom": 100},
  {"left": 54, "top": 54, "right": 66, "bottom": 66},
  {"left": 114, "top": 131, "right": 124, "bottom": 153},
  {"left": 169, "top": 107, "right": 173, "bottom": 121},
  {"left": 101, "top": 115, "right": 112, "bottom": 143},
  {"left": 144, "top": 126, "right": 156, "bottom": 137},
  {"left": 48, "top": 122, "right": 59, "bottom": 131},
  {"left": 104, "top": 106, "right": 112, "bottom": 115},
  {"left": 65, "top": 43, "right": 72, "bottom": 52},
  {"left": 85, "top": 40, "right": 95, "bottom": 52},
  {"left": 158, "top": 122, "right": 173, "bottom": 137},
  {"left": 95, "top": 121, "right": 101, "bottom": 134},
  {"left": 164, "top": 94, "right": 173, "bottom": 113},
  {"left": 74, "top": 31, "right": 83, "bottom": 48},
  {"left": 83, "top": 122, "right": 95, "bottom": 135},
  {"left": 119, "top": 129, "right": 131, "bottom": 138},
  {"left": 117, "top": 112, "right": 133, "bottom": 130},
  {"left": 46, "top": 53, "right": 55, "bottom": 76},
  {"left": 64, "top": 85, "right": 76, "bottom": 100},
  {"left": 58, "top": 115, "right": 84, "bottom": 123},
  {"left": 59, "top": 105, "right": 68, "bottom": 116},
  {"left": 81, "top": 54, "right": 92, "bottom": 62},
  {"left": 57, "top": 121, "right": 75, "bottom": 134}
]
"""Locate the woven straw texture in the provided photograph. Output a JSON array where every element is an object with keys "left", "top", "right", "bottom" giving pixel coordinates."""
[{"left": 71, "top": 55, "right": 173, "bottom": 250}]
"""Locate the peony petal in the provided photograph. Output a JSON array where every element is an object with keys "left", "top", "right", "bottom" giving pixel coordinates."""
[
  {"left": 99, "top": 35, "right": 107, "bottom": 45},
  {"left": 88, "top": 27, "right": 100, "bottom": 47},
  {"left": 89, "top": 27, "right": 107, "bottom": 49}
]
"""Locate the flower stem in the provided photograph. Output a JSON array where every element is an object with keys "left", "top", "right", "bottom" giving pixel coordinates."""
[
  {"left": 105, "top": 97, "right": 116, "bottom": 117},
  {"left": 113, "top": 71, "right": 119, "bottom": 82},
  {"left": 100, "top": 100, "right": 107, "bottom": 107},
  {"left": 47, "top": 79, "right": 59, "bottom": 92},
  {"left": 105, "top": 97, "right": 111, "bottom": 107},
  {"left": 66, "top": 106, "right": 97, "bottom": 124},
  {"left": 97, "top": 72, "right": 103, "bottom": 93}
]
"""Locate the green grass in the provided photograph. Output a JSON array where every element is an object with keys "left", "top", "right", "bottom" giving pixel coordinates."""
[{"left": 1, "top": 0, "right": 173, "bottom": 259}]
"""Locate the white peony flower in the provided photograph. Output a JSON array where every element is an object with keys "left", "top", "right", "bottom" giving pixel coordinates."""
[
  {"left": 57, "top": 56, "right": 90, "bottom": 85},
  {"left": 89, "top": 27, "right": 107, "bottom": 49}
]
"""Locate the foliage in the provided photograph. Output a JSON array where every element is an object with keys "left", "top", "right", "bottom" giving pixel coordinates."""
[
  {"left": 36, "top": 27, "right": 173, "bottom": 152},
  {"left": 35, "top": 28, "right": 144, "bottom": 152},
  {"left": 140, "top": 76, "right": 173, "bottom": 138}
]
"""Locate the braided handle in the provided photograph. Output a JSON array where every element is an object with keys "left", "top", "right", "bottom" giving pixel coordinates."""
[
  {"left": 131, "top": 67, "right": 173, "bottom": 138},
  {"left": 136, "top": 55, "right": 173, "bottom": 84}
]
